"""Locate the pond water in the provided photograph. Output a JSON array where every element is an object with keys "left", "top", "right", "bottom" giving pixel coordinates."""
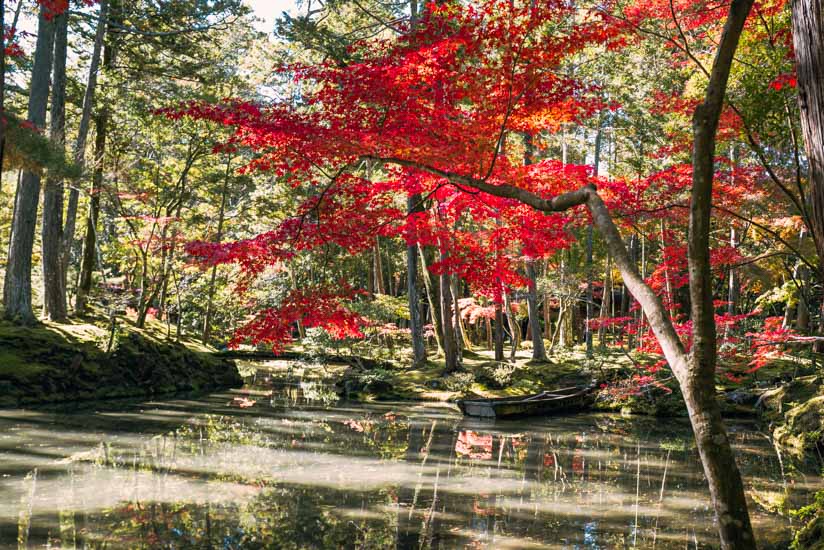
[{"left": 0, "top": 379, "right": 818, "bottom": 549}]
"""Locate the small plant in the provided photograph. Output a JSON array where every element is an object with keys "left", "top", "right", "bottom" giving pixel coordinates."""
[
  {"left": 444, "top": 372, "right": 475, "bottom": 393},
  {"left": 303, "top": 327, "right": 337, "bottom": 361},
  {"left": 477, "top": 361, "right": 517, "bottom": 389}
]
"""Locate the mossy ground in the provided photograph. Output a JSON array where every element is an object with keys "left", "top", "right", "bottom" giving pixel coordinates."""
[{"left": 0, "top": 311, "right": 242, "bottom": 407}]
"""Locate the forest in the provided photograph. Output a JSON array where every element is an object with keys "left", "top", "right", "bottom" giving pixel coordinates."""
[{"left": 1, "top": 0, "right": 824, "bottom": 548}]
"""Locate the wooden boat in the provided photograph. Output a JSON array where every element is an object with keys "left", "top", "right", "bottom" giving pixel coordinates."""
[{"left": 456, "top": 384, "right": 597, "bottom": 419}]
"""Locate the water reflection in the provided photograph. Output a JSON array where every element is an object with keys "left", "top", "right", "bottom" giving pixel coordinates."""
[{"left": 0, "top": 381, "right": 816, "bottom": 549}]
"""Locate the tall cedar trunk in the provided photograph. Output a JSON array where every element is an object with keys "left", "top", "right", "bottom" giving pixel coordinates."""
[
  {"left": 41, "top": 12, "right": 69, "bottom": 321},
  {"left": 792, "top": 0, "right": 824, "bottom": 351},
  {"left": 202, "top": 157, "right": 231, "bottom": 344},
  {"left": 3, "top": 6, "right": 56, "bottom": 323},
  {"left": 407, "top": 195, "right": 426, "bottom": 365},
  {"left": 686, "top": 0, "right": 755, "bottom": 546},
  {"left": 62, "top": 0, "right": 109, "bottom": 292},
  {"left": 75, "top": 110, "right": 108, "bottom": 314}
]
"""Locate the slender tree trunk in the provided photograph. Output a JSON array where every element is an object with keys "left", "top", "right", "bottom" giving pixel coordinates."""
[
  {"left": 202, "top": 157, "right": 231, "bottom": 344},
  {"left": 75, "top": 5, "right": 117, "bottom": 316},
  {"left": 585, "top": 120, "right": 603, "bottom": 357},
  {"left": 525, "top": 260, "right": 547, "bottom": 361},
  {"left": 494, "top": 299, "right": 504, "bottom": 361},
  {"left": 598, "top": 252, "right": 612, "bottom": 349},
  {"left": 439, "top": 249, "right": 459, "bottom": 372},
  {"left": 0, "top": 0, "right": 6, "bottom": 185},
  {"left": 419, "top": 244, "right": 443, "bottom": 351},
  {"left": 407, "top": 195, "right": 427, "bottom": 365},
  {"left": 523, "top": 136, "right": 548, "bottom": 361},
  {"left": 75, "top": 111, "right": 108, "bottom": 315},
  {"left": 373, "top": 238, "right": 385, "bottom": 294},
  {"left": 41, "top": 12, "right": 68, "bottom": 321},
  {"left": 504, "top": 291, "right": 520, "bottom": 359},
  {"left": 726, "top": 149, "right": 740, "bottom": 317},
  {"left": 3, "top": 6, "right": 56, "bottom": 323},
  {"left": 62, "top": 0, "right": 109, "bottom": 297},
  {"left": 798, "top": 263, "right": 811, "bottom": 330},
  {"left": 451, "top": 275, "right": 471, "bottom": 352},
  {"left": 401, "top": 1, "right": 754, "bottom": 541},
  {"left": 685, "top": 1, "right": 755, "bottom": 546}
]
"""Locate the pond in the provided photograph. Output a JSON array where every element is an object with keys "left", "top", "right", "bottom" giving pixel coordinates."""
[{"left": 0, "top": 378, "right": 818, "bottom": 549}]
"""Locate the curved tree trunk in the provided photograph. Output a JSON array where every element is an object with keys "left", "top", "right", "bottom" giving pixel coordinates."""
[{"left": 686, "top": 0, "right": 756, "bottom": 545}]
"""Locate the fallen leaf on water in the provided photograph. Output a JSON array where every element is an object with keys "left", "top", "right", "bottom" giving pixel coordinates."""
[{"left": 228, "top": 397, "right": 256, "bottom": 408}]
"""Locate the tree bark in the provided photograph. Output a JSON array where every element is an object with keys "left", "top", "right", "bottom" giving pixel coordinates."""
[
  {"left": 793, "top": 0, "right": 824, "bottom": 352},
  {"left": 75, "top": 110, "right": 108, "bottom": 315},
  {"left": 418, "top": 244, "right": 443, "bottom": 351},
  {"left": 3, "top": 6, "right": 56, "bottom": 323},
  {"left": 523, "top": 135, "right": 548, "bottom": 361},
  {"left": 494, "top": 299, "right": 504, "bottom": 361},
  {"left": 525, "top": 260, "right": 547, "bottom": 361},
  {"left": 407, "top": 195, "right": 427, "bottom": 365},
  {"left": 0, "top": 0, "right": 6, "bottom": 184},
  {"left": 62, "top": 0, "right": 109, "bottom": 292},
  {"left": 439, "top": 248, "right": 459, "bottom": 372},
  {"left": 41, "top": 12, "right": 69, "bottom": 321},
  {"left": 368, "top": 1, "right": 755, "bottom": 543},
  {"left": 202, "top": 156, "right": 231, "bottom": 344},
  {"left": 598, "top": 252, "right": 612, "bottom": 349},
  {"left": 504, "top": 291, "right": 520, "bottom": 359},
  {"left": 686, "top": 0, "right": 756, "bottom": 545},
  {"left": 75, "top": 8, "right": 117, "bottom": 316},
  {"left": 373, "top": 237, "right": 385, "bottom": 294}
]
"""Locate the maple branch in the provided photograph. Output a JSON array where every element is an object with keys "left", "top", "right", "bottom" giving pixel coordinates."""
[
  {"left": 363, "top": 155, "right": 594, "bottom": 212},
  {"left": 364, "top": 154, "right": 690, "bottom": 381}
]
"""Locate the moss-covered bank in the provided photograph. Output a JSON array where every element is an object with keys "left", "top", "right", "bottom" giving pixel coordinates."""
[{"left": 0, "top": 319, "right": 242, "bottom": 407}]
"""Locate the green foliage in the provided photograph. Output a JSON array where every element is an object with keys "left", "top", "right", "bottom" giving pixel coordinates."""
[
  {"left": 443, "top": 372, "right": 475, "bottom": 394},
  {"left": 350, "top": 293, "right": 410, "bottom": 322},
  {"left": 302, "top": 327, "right": 339, "bottom": 360},
  {"left": 3, "top": 115, "right": 80, "bottom": 178}
]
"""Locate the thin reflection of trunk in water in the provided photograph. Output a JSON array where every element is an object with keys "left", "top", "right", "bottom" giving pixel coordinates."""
[{"left": 0, "top": 383, "right": 816, "bottom": 549}]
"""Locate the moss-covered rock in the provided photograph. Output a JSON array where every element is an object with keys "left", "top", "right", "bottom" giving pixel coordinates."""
[
  {"left": 773, "top": 395, "right": 824, "bottom": 457},
  {"left": 792, "top": 492, "right": 824, "bottom": 550},
  {"left": 0, "top": 320, "right": 242, "bottom": 407}
]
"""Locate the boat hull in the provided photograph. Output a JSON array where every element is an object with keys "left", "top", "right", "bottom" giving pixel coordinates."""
[{"left": 456, "top": 386, "right": 596, "bottom": 419}]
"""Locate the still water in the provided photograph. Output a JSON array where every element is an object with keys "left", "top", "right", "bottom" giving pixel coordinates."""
[{"left": 0, "top": 380, "right": 817, "bottom": 549}]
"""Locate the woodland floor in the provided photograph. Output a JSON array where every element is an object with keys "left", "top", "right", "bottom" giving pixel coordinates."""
[{"left": 0, "top": 309, "right": 242, "bottom": 407}]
